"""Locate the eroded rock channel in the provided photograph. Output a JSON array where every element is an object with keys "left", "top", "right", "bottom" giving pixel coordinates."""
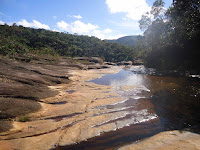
[{"left": 0, "top": 65, "right": 200, "bottom": 150}]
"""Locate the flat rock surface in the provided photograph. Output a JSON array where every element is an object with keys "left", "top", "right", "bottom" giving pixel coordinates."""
[
  {"left": 1, "top": 58, "right": 200, "bottom": 150},
  {"left": 0, "top": 63, "right": 124, "bottom": 150},
  {"left": 118, "top": 130, "right": 200, "bottom": 150}
]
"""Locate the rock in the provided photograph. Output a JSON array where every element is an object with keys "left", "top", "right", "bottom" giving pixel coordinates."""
[
  {"left": 0, "top": 56, "right": 86, "bottom": 132},
  {"left": 90, "top": 57, "right": 103, "bottom": 64},
  {"left": 73, "top": 57, "right": 103, "bottom": 64},
  {"left": 87, "top": 65, "right": 110, "bottom": 69},
  {"left": 104, "top": 62, "right": 116, "bottom": 66},
  {"left": 117, "top": 61, "right": 132, "bottom": 66},
  {"left": 133, "top": 59, "right": 144, "bottom": 65},
  {"left": 73, "top": 57, "right": 90, "bottom": 61},
  {"left": 118, "top": 130, "right": 200, "bottom": 150}
]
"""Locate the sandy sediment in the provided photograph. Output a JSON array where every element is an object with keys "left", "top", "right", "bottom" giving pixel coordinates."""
[{"left": 0, "top": 67, "right": 127, "bottom": 150}]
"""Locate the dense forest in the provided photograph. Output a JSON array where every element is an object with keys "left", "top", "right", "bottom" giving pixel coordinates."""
[
  {"left": 0, "top": 24, "right": 138, "bottom": 62},
  {"left": 139, "top": 0, "right": 200, "bottom": 73}
]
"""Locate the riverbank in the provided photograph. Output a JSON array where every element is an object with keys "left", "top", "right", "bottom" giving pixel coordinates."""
[
  {"left": 0, "top": 58, "right": 200, "bottom": 150},
  {"left": 0, "top": 60, "right": 125, "bottom": 150}
]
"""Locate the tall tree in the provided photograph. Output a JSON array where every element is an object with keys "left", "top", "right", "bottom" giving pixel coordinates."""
[
  {"left": 139, "top": 0, "right": 200, "bottom": 72},
  {"left": 139, "top": 0, "right": 166, "bottom": 51}
]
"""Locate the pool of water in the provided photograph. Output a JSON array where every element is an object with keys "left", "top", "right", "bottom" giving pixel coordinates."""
[{"left": 55, "top": 66, "right": 200, "bottom": 150}]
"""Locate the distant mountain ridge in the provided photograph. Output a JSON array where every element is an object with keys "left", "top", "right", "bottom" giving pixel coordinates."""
[{"left": 107, "top": 35, "right": 144, "bottom": 47}]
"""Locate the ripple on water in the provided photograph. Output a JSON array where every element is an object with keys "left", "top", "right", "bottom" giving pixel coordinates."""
[
  {"left": 93, "top": 109, "right": 158, "bottom": 129},
  {"left": 55, "top": 67, "right": 200, "bottom": 150},
  {"left": 53, "top": 67, "right": 161, "bottom": 150},
  {"left": 88, "top": 67, "right": 157, "bottom": 134}
]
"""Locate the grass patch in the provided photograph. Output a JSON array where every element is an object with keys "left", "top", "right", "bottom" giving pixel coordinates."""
[{"left": 18, "top": 116, "right": 30, "bottom": 122}]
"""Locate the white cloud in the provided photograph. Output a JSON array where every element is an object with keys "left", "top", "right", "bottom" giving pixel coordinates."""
[
  {"left": 52, "top": 28, "right": 60, "bottom": 32},
  {"left": 57, "top": 20, "right": 98, "bottom": 34},
  {"left": 56, "top": 20, "right": 124, "bottom": 39},
  {"left": 103, "top": 28, "right": 112, "bottom": 34},
  {"left": 0, "top": 20, "right": 5, "bottom": 25},
  {"left": 91, "top": 29, "right": 125, "bottom": 40},
  {"left": 17, "top": 19, "right": 30, "bottom": 27},
  {"left": 106, "top": 34, "right": 127, "bottom": 40},
  {"left": 17, "top": 19, "right": 50, "bottom": 30},
  {"left": 92, "top": 29, "right": 106, "bottom": 39},
  {"left": 70, "top": 20, "right": 98, "bottom": 33},
  {"left": 106, "top": 0, "right": 151, "bottom": 20},
  {"left": 73, "top": 15, "right": 82, "bottom": 19},
  {"left": 57, "top": 20, "right": 69, "bottom": 30}
]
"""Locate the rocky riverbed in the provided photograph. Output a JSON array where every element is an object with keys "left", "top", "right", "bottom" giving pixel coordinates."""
[
  {"left": 0, "top": 57, "right": 200, "bottom": 150},
  {"left": 0, "top": 58, "right": 126, "bottom": 150}
]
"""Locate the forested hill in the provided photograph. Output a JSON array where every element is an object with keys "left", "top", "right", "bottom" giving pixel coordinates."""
[
  {"left": 107, "top": 35, "right": 144, "bottom": 47},
  {"left": 0, "top": 24, "right": 138, "bottom": 62}
]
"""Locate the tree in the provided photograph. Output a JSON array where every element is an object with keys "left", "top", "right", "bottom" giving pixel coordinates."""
[
  {"left": 139, "top": 0, "right": 165, "bottom": 31},
  {"left": 139, "top": 0, "right": 166, "bottom": 52},
  {"left": 138, "top": 0, "right": 200, "bottom": 72},
  {"left": 139, "top": 12, "right": 152, "bottom": 31},
  {"left": 151, "top": 0, "right": 165, "bottom": 19}
]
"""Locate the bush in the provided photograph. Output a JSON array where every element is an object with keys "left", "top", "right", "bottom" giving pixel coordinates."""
[{"left": 18, "top": 116, "right": 30, "bottom": 122}]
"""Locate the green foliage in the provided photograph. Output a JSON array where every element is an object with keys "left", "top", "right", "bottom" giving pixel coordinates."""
[
  {"left": 151, "top": 0, "right": 165, "bottom": 19},
  {"left": 18, "top": 116, "right": 30, "bottom": 122},
  {"left": 139, "top": 0, "right": 200, "bottom": 73},
  {"left": 139, "top": 13, "right": 152, "bottom": 31},
  {"left": 0, "top": 24, "right": 138, "bottom": 62}
]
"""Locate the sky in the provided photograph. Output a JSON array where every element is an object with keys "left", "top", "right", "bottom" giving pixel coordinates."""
[{"left": 0, "top": 0, "right": 173, "bottom": 39}]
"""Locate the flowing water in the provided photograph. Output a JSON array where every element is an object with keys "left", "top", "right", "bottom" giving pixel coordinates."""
[{"left": 55, "top": 66, "right": 200, "bottom": 150}]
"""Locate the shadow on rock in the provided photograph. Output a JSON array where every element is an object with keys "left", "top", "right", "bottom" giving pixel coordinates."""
[{"left": 0, "top": 121, "right": 13, "bottom": 133}]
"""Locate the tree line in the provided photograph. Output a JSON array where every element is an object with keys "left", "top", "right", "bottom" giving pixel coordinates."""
[{"left": 0, "top": 24, "right": 138, "bottom": 62}]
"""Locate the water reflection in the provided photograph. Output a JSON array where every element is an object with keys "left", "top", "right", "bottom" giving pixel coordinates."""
[
  {"left": 56, "top": 67, "right": 162, "bottom": 150},
  {"left": 56, "top": 66, "right": 200, "bottom": 150},
  {"left": 90, "top": 66, "right": 200, "bottom": 131},
  {"left": 90, "top": 67, "right": 150, "bottom": 94},
  {"left": 90, "top": 66, "right": 156, "bottom": 130}
]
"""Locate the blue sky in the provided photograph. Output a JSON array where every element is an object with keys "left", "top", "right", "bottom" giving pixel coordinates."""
[{"left": 0, "top": 0, "right": 173, "bottom": 39}]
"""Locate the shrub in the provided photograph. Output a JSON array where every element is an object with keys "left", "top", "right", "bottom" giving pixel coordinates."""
[{"left": 18, "top": 116, "right": 30, "bottom": 122}]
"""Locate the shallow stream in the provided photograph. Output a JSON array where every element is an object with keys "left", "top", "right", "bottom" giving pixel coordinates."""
[{"left": 55, "top": 66, "right": 200, "bottom": 150}]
